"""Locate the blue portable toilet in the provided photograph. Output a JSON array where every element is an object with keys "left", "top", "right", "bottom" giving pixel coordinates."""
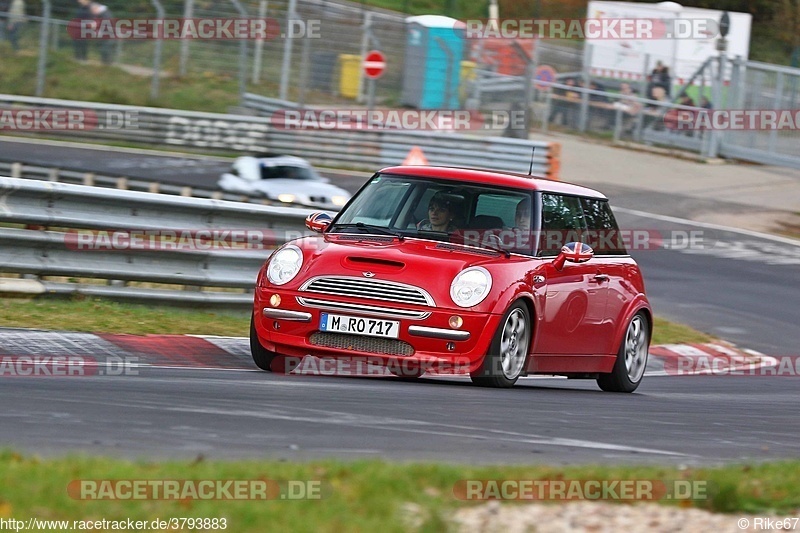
[{"left": 401, "top": 15, "right": 464, "bottom": 109}]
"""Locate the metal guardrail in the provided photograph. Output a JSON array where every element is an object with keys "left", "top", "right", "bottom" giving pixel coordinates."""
[
  {"left": 0, "top": 161, "right": 282, "bottom": 204},
  {"left": 0, "top": 94, "right": 559, "bottom": 177},
  {"left": 0, "top": 176, "right": 315, "bottom": 307}
]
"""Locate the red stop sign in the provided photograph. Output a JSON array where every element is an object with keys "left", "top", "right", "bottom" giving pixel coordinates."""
[{"left": 363, "top": 51, "right": 386, "bottom": 79}]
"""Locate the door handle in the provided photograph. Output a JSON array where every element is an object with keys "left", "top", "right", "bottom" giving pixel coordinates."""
[{"left": 592, "top": 274, "right": 609, "bottom": 282}]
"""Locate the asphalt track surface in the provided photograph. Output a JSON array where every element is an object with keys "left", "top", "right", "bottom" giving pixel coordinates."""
[
  {"left": 2, "top": 366, "right": 799, "bottom": 464},
  {"left": 1, "top": 137, "right": 799, "bottom": 463}
]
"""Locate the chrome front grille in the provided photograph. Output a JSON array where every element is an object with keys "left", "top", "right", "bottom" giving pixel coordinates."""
[
  {"left": 299, "top": 276, "right": 434, "bottom": 307},
  {"left": 296, "top": 297, "right": 430, "bottom": 320},
  {"left": 309, "top": 332, "right": 414, "bottom": 357}
]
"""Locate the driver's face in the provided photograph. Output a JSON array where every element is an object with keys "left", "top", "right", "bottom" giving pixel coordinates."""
[{"left": 428, "top": 202, "right": 452, "bottom": 227}]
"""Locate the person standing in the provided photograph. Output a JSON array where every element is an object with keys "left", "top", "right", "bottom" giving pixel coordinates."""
[
  {"left": 72, "top": 0, "right": 92, "bottom": 61},
  {"left": 90, "top": 2, "right": 113, "bottom": 65},
  {"left": 6, "top": 0, "right": 25, "bottom": 52}
]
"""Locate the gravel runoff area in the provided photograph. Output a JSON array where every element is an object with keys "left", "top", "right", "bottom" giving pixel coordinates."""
[{"left": 445, "top": 501, "right": 798, "bottom": 532}]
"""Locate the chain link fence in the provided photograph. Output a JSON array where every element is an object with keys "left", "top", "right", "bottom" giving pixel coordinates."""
[{"left": 3, "top": 2, "right": 800, "bottom": 169}]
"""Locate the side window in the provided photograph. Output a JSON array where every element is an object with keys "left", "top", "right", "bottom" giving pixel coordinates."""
[
  {"left": 581, "top": 198, "right": 627, "bottom": 255},
  {"left": 539, "top": 193, "right": 586, "bottom": 256},
  {"left": 473, "top": 194, "right": 524, "bottom": 228}
]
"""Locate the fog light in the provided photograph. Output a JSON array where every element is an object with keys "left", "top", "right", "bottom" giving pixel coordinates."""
[
  {"left": 270, "top": 294, "right": 281, "bottom": 307},
  {"left": 448, "top": 315, "right": 463, "bottom": 329}
]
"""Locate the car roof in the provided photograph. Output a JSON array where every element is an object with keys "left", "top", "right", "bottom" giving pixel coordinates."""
[
  {"left": 245, "top": 155, "right": 311, "bottom": 168},
  {"left": 378, "top": 166, "right": 607, "bottom": 199}
]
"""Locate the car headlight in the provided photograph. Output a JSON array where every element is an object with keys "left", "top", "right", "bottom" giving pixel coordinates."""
[
  {"left": 450, "top": 267, "right": 492, "bottom": 308},
  {"left": 331, "top": 195, "right": 348, "bottom": 206},
  {"left": 277, "top": 194, "right": 296, "bottom": 203},
  {"left": 266, "top": 245, "right": 303, "bottom": 285}
]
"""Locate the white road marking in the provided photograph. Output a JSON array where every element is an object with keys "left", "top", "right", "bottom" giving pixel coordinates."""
[
  {"left": 162, "top": 405, "right": 689, "bottom": 457},
  {"left": 614, "top": 206, "right": 800, "bottom": 246}
]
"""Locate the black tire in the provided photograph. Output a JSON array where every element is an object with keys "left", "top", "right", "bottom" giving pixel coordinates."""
[
  {"left": 471, "top": 301, "right": 531, "bottom": 388},
  {"left": 250, "top": 314, "right": 276, "bottom": 372},
  {"left": 597, "top": 311, "right": 650, "bottom": 393}
]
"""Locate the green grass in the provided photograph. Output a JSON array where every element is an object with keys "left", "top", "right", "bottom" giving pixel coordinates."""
[
  {"left": 0, "top": 48, "right": 242, "bottom": 113},
  {"left": 0, "top": 297, "right": 249, "bottom": 337},
  {"left": 1, "top": 297, "right": 713, "bottom": 345},
  {"left": 0, "top": 453, "right": 799, "bottom": 529}
]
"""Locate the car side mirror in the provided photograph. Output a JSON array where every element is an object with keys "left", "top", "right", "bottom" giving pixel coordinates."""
[
  {"left": 552, "top": 242, "right": 594, "bottom": 270},
  {"left": 305, "top": 212, "right": 332, "bottom": 233}
]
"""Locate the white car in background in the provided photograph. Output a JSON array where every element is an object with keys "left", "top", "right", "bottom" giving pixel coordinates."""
[{"left": 218, "top": 154, "right": 351, "bottom": 210}]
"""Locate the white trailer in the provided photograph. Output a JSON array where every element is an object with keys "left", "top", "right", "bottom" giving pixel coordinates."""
[{"left": 586, "top": 1, "right": 751, "bottom": 85}]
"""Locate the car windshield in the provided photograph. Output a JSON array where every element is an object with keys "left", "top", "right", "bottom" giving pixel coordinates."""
[
  {"left": 330, "top": 173, "right": 537, "bottom": 256},
  {"left": 260, "top": 164, "right": 320, "bottom": 181}
]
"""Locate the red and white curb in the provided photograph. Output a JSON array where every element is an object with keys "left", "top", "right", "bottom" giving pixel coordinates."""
[{"left": 0, "top": 328, "right": 771, "bottom": 377}]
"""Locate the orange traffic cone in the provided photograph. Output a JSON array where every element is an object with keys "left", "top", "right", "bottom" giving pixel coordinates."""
[{"left": 402, "top": 146, "right": 429, "bottom": 166}]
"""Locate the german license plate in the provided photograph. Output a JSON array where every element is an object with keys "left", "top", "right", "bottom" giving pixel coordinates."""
[{"left": 319, "top": 313, "right": 400, "bottom": 339}]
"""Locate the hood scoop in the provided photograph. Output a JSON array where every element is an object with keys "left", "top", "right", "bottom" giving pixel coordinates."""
[{"left": 343, "top": 256, "right": 406, "bottom": 273}]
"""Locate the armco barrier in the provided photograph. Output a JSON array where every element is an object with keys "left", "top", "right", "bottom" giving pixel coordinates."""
[
  {"left": 0, "top": 94, "right": 559, "bottom": 176},
  {"left": 0, "top": 176, "right": 313, "bottom": 307}
]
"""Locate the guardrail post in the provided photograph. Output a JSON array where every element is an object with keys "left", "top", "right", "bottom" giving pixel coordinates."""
[
  {"left": 11, "top": 163, "right": 22, "bottom": 179},
  {"left": 149, "top": 0, "right": 165, "bottom": 100},
  {"left": 36, "top": 0, "right": 52, "bottom": 97},
  {"left": 83, "top": 173, "right": 95, "bottom": 186},
  {"left": 48, "top": 168, "right": 59, "bottom": 182}
]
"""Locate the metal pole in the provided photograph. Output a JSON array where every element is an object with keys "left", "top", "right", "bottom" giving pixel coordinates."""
[
  {"left": 279, "top": 0, "right": 298, "bottom": 101},
  {"left": 707, "top": 47, "right": 726, "bottom": 158},
  {"left": 640, "top": 53, "right": 650, "bottom": 100},
  {"left": 230, "top": 0, "right": 249, "bottom": 102},
  {"left": 150, "top": 0, "right": 165, "bottom": 100},
  {"left": 768, "top": 71, "right": 784, "bottom": 154},
  {"left": 36, "top": 0, "right": 52, "bottom": 97},
  {"left": 367, "top": 78, "right": 376, "bottom": 111},
  {"left": 252, "top": 0, "right": 267, "bottom": 83},
  {"left": 298, "top": 29, "right": 311, "bottom": 107},
  {"left": 356, "top": 12, "right": 372, "bottom": 104},
  {"left": 579, "top": 43, "right": 592, "bottom": 132},
  {"left": 179, "top": 0, "right": 194, "bottom": 77},
  {"left": 512, "top": 41, "right": 534, "bottom": 138}
]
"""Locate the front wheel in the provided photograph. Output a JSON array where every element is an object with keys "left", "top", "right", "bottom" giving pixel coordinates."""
[
  {"left": 471, "top": 302, "right": 531, "bottom": 388},
  {"left": 597, "top": 312, "right": 650, "bottom": 393},
  {"left": 250, "top": 314, "right": 277, "bottom": 371}
]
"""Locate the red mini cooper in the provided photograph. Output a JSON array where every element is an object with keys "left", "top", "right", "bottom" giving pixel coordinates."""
[{"left": 251, "top": 166, "right": 652, "bottom": 392}]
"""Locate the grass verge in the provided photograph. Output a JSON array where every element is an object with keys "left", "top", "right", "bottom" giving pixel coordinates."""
[
  {"left": 0, "top": 297, "right": 712, "bottom": 345},
  {"left": 0, "top": 453, "right": 798, "bottom": 531}
]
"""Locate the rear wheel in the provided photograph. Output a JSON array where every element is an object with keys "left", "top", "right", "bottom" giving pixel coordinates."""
[
  {"left": 471, "top": 302, "right": 531, "bottom": 388},
  {"left": 250, "top": 314, "right": 277, "bottom": 371},
  {"left": 597, "top": 312, "right": 650, "bottom": 393}
]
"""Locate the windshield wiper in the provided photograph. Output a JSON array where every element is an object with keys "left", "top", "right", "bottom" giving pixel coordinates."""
[{"left": 334, "top": 223, "right": 404, "bottom": 241}]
